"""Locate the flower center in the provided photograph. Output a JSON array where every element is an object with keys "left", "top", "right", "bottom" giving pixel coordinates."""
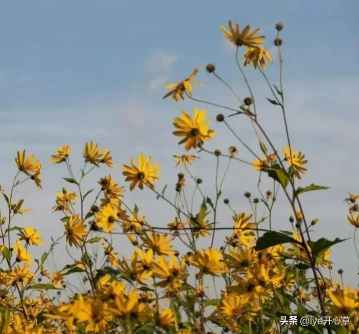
[
  {"left": 235, "top": 38, "right": 244, "bottom": 46},
  {"left": 137, "top": 172, "right": 145, "bottom": 180},
  {"left": 190, "top": 128, "right": 200, "bottom": 137}
]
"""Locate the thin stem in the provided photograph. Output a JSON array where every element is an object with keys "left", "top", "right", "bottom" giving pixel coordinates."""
[
  {"left": 186, "top": 92, "right": 243, "bottom": 114},
  {"left": 223, "top": 120, "right": 261, "bottom": 160},
  {"left": 213, "top": 71, "right": 242, "bottom": 104},
  {"left": 235, "top": 47, "right": 257, "bottom": 116}
]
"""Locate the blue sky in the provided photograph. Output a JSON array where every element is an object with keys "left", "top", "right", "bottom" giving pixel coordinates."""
[{"left": 0, "top": 0, "right": 359, "bottom": 289}]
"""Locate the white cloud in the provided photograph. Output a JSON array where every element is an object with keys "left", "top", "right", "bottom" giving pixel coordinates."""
[
  {"left": 148, "top": 76, "right": 167, "bottom": 91},
  {"left": 144, "top": 49, "right": 177, "bottom": 91},
  {"left": 144, "top": 49, "right": 177, "bottom": 74}
]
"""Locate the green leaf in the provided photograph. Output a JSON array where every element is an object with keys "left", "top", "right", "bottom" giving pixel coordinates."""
[
  {"left": 203, "top": 299, "right": 220, "bottom": 308},
  {"left": 2, "top": 193, "right": 9, "bottom": 205},
  {"left": 244, "top": 109, "right": 255, "bottom": 117},
  {"left": 63, "top": 177, "right": 79, "bottom": 185},
  {"left": 85, "top": 212, "right": 94, "bottom": 220},
  {"left": 3, "top": 308, "right": 10, "bottom": 324},
  {"left": 60, "top": 216, "right": 70, "bottom": 223},
  {"left": 266, "top": 98, "right": 279, "bottom": 105},
  {"left": 27, "top": 284, "right": 59, "bottom": 291},
  {"left": 157, "top": 185, "right": 168, "bottom": 200},
  {"left": 83, "top": 189, "right": 94, "bottom": 201},
  {"left": 267, "top": 168, "right": 289, "bottom": 189},
  {"left": 82, "top": 253, "right": 93, "bottom": 269},
  {"left": 194, "top": 200, "right": 208, "bottom": 225},
  {"left": 64, "top": 267, "right": 85, "bottom": 275},
  {"left": 87, "top": 237, "right": 103, "bottom": 244},
  {"left": 255, "top": 231, "right": 298, "bottom": 251},
  {"left": 273, "top": 84, "right": 283, "bottom": 97},
  {"left": 36, "top": 312, "right": 46, "bottom": 324},
  {"left": 94, "top": 267, "right": 120, "bottom": 282},
  {"left": 259, "top": 141, "right": 267, "bottom": 154},
  {"left": 295, "top": 263, "right": 311, "bottom": 270},
  {"left": 308, "top": 238, "right": 347, "bottom": 260},
  {"left": 2, "top": 247, "right": 12, "bottom": 263},
  {"left": 139, "top": 286, "right": 154, "bottom": 292},
  {"left": 41, "top": 252, "right": 48, "bottom": 264},
  {"left": 296, "top": 184, "right": 330, "bottom": 196},
  {"left": 133, "top": 204, "right": 139, "bottom": 215}
]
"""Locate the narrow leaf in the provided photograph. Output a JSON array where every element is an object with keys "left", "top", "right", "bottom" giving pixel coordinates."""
[
  {"left": 87, "top": 237, "right": 103, "bottom": 244},
  {"left": 83, "top": 189, "right": 94, "bottom": 201},
  {"left": 63, "top": 177, "right": 79, "bottom": 185},
  {"left": 296, "top": 184, "right": 330, "bottom": 196},
  {"left": 266, "top": 98, "right": 279, "bottom": 105},
  {"left": 27, "top": 284, "right": 59, "bottom": 291}
]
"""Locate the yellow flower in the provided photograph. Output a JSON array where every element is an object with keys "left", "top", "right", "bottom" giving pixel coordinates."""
[
  {"left": 50, "top": 145, "right": 71, "bottom": 164},
  {"left": 95, "top": 205, "right": 119, "bottom": 232},
  {"left": 64, "top": 215, "right": 88, "bottom": 248},
  {"left": 219, "top": 293, "right": 249, "bottom": 318},
  {"left": 190, "top": 248, "right": 227, "bottom": 275},
  {"left": 99, "top": 175, "right": 124, "bottom": 199},
  {"left": 157, "top": 309, "right": 176, "bottom": 327},
  {"left": 328, "top": 286, "right": 359, "bottom": 316},
  {"left": 224, "top": 247, "right": 256, "bottom": 271},
  {"left": 283, "top": 146, "right": 308, "bottom": 179},
  {"left": 15, "top": 150, "right": 41, "bottom": 175},
  {"left": 173, "top": 108, "right": 215, "bottom": 151},
  {"left": 117, "top": 253, "right": 152, "bottom": 284},
  {"left": 243, "top": 47, "right": 272, "bottom": 70},
  {"left": 348, "top": 214, "right": 359, "bottom": 228},
  {"left": 110, "top": 290, "right": 152, "bottom": 323},
  {"left": 52, "top": 272, "right": 65, "bottom": 287},
  {"left": 40, "top": 265, "right": 51, "bottom": 279},
  {"left": 142, "top": 232, "right": 175, "bottom": 255},
  {"left": 173, "top": 154, "right": 198, "bottom": 167},
  {"left": 83, "top": 141, "right": 103, "bottom": 166},
  {"left": 122, "top": 213, "right": 145, "bottom": 233},
  {"left": 78, "top": 297, "right": 112, "bottom": 332},
  {"left": 221, "top": 21, "right": 265, "bottom": 48},
  {"left": 53, "top": 188, "right": 77, "bottom": 213},
  {"left": 102, "top": 243, "right": 120, "bottom": 267},
  {"left": 122, "top": 153, "right": 161, "bottom": 191},
  {"left": 167, "top": 217, "right": 189, "bottom": 231},
  {"left": 19, "top": 227, "right": 43, "bottom": 246},
  {"left": 31, "top": 166, "right": 42, "bottom": 189},
  {"left": 163, "top": 67, "right": 203, "bottom": 102},
  {"left": 13, "top": 240, "right": 32, "bottom": 266},
  {"left": 135, "top": 248, "right": 153, "bottom": 271},
  {"left": 13, "top": 199, "right": 31, "bottom": 215},
  {"left": 151, "top": 256, "right": 187, "bottom": 289},
  {"left": 100, "top": 149, "right": 114, "bottom": 168},
  {"left": 8, "top": 265, "right": 34, "bottom": 286},
  {"left": 232, "top": 213, "right": 257, "bottom": 248},
  {"left": 252, "top": 157, "right": 269, "bottom": 171}
]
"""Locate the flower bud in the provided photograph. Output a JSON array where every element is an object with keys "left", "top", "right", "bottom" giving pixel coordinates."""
[
  {"left": 275, "top": 22, "right": 284, "bottom": 31},
  {"left": 244, "top": 97, "right": 253, "bottom": 106},
  {"left": 274, "top": 38, "right": 283, "bottom": 46},
  {"left": 216, "top": 114, "right": 225, "bottom": 122},
  {"left": 206, "top": 63, "right": 215, "bottom": 73}
]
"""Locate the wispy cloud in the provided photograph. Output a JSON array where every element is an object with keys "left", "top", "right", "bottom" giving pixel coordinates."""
[{"left": 144, "top": 49, "right": 177, "bottom": 91}]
